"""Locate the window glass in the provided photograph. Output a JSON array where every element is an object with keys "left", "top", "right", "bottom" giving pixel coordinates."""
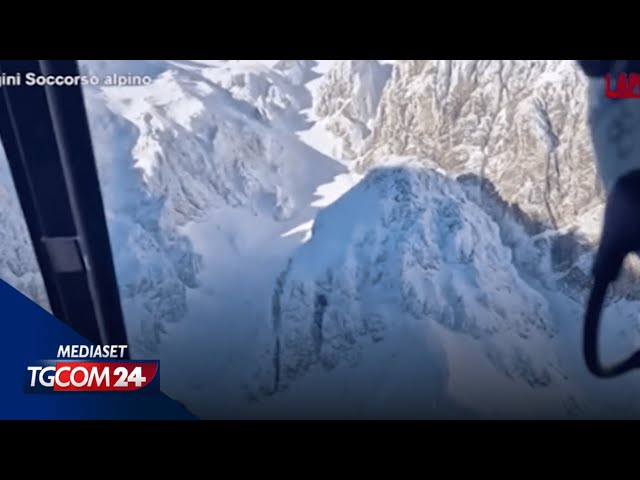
[{"left": 0, "top": 137, "right": 50, "bottom": 311}]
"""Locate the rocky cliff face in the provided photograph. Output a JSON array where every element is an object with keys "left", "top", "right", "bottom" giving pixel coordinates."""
[
  {"left": 353, "top": 61, "right": 599, "bottom": 230},
  {"left": 313, "top": 60, "right": 393, "bottom": 160}
]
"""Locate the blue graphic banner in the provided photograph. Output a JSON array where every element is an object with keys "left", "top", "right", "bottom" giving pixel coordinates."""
[{"left": 0, "top": 279, "right": 196, "bottom": 419}]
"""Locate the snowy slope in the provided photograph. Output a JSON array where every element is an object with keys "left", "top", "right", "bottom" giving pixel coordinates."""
[
  {"left": 311, "top": 60, "right": 393, "bottom": 161},
  {"left": 2, "top": 59, "right": 640, "bottom": 419},
  {"left": 78, "top": 60, "right": 345, "bottom": 356},
  {"left": 251, "top": 164, "right": 583, "bottom": 419}
]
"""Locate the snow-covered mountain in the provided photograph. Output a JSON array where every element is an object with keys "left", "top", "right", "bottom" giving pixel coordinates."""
[
  {"left": 253, "top": 164, "right": 583, "bottom": 418},
  {"left": 2, "top": 59, "right": 640, "bottom": 418},
  {"left": 79, "top": 60, "right": 344, "bottom": 355}
]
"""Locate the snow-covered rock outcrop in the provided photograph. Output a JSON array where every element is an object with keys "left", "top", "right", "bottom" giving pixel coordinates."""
[{"left": 254, "top": 165, "right": 583, "bottom": 418}]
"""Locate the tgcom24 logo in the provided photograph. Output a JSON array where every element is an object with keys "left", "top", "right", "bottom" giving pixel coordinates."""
[{"left": 24, "top": 345, "right": 160, "bottom": 393}]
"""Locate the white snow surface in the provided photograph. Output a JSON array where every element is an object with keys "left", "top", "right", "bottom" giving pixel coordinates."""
[{"left": 2, "top": 60, "right": 640, "bottom": 419}]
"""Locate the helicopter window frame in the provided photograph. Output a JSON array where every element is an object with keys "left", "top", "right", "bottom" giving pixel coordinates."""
[{"left": 0, "top": 60, "right": 128, "bottom": 354}]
